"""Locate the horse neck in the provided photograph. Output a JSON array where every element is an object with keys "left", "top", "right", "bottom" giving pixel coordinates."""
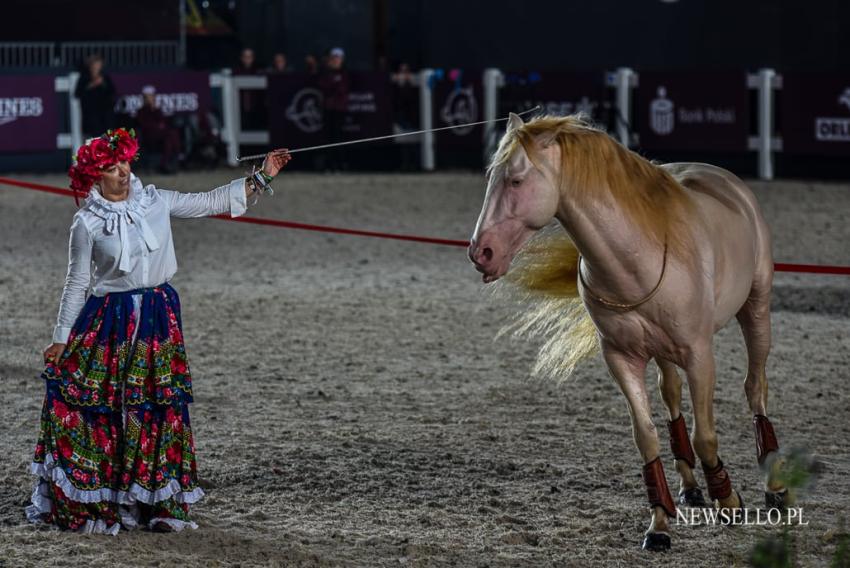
[{"left": 554, "top": 177, "right": 666, "bottom": 300}]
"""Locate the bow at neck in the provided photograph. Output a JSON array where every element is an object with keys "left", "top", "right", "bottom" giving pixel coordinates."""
[{"left": 85, "top": 175, "right": 160, "bottom": 273}]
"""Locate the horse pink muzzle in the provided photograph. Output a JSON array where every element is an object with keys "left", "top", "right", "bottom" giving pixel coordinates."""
[{"left": 468, "top": 227, "right": 522, "bottom": 283}]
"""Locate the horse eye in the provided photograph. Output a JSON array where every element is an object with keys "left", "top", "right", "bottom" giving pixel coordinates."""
[{"left": 511, "top": 179, "right": 522, "bottom": 188}]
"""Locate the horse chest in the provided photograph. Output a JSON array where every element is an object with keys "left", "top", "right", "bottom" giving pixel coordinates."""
[{"left": 589, "top": 309, "right": 693, "bottom": 363}]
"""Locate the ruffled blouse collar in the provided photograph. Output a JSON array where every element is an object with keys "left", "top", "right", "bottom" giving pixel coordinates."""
[
  {"left": 84, "top": 175, "right": 160, "bottom": 273},
  {"left": 85, "top": 174, "right": 149, "bottom": 215}
]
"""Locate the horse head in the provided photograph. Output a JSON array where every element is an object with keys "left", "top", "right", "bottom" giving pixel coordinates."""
[{"left": 468, "top": 112, "right": 561, "bottom": 282}]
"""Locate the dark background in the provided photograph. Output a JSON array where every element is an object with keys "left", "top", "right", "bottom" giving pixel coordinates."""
[
  {"left": 3, "top": 0, "right": 849, "bottom": 72},
  {"left": 2, "top": 0, "right": 848, "bottom": 176},
  {"left": 0, "top": 0, "right": 180, "bottom": 42}
]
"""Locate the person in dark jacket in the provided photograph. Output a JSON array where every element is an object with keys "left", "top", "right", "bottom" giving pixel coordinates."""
[
  {"left": 317, "top": 47, "right": 350, "bottom": 171},
  {"left": 74, "top": 54, "right": 116, "bottom": 138},
  {"left": 234, "top": 48, "right": 264, "bottom": 130}
]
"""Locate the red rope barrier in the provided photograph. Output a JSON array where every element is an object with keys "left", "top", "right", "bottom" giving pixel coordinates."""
[
  {"left": 0, "top": 176, "right": 469, "bottom": 247},
  {"left": 2, "top": 176, "right": 849, "bottom": 275},
  {"left": 774, "top": 263, "right": 850, "bottom": 276}
]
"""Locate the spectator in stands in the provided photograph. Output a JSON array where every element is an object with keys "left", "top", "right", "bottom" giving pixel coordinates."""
[
  {"left": 391, "top": 62, "right": 419, "bottom": 171},
  {"left": 75, "top": 54, "right": 116, "bottom": 138},
  {"left": 267, "top": 52, "right": 290, "bottom": 74},
  {"left": 318, "top": 47, "right": 350, "bottom": 171},
  {"left": 391, "top": 62, "right": 417, "bottom": 127},
  {"left": 136, "top": 86, "right": 182, "bottom": 174},
  {"left": 235, "top": 47, "right": 258, "bottom": 75},
  {"left": 304, "top": 54, "right": 319, "bottom": 75},
  {"left": 234, "top": 47, "right": 264, "bottom": 129}
]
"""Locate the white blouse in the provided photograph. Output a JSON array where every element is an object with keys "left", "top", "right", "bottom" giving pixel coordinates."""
[{"left": 53, "top": 174, "right": 249, "bottom": 344}]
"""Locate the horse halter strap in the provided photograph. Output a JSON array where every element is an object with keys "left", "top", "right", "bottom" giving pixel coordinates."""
[{"left": 578, "top": 239, "right": 669, "bottom": 311}]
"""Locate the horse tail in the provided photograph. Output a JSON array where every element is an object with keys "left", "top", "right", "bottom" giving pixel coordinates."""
[{"left": 494, "top": 226, "right": 599, "bottom": 382}]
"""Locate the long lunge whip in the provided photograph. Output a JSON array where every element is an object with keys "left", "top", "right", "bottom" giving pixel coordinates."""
[{"left": 236, "top": 105, "right": 542, "bottom": 162}]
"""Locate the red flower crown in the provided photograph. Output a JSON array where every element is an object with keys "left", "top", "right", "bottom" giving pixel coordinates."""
[{"left": 68, "top": 128, "right": 140, "bottom": 204}]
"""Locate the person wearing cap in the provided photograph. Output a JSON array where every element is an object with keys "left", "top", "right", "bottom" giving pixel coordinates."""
[
  {"left": 318, "top": 47, "right": 350, "bottom": 171},
  {"left": 136, "top": 85, "right": 182, "bottom": 174}
]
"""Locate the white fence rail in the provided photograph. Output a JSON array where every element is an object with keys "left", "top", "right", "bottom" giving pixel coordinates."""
[{"left": 50, "top": 68, "right": 781, "bottom": 179}]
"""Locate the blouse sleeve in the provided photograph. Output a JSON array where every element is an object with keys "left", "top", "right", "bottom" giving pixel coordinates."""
[
  {"left": 157, "top": 178, "right": 248, "bottom": 219},
  {"left": 53, "top": 215, "right": 93, "bottom": 344}
]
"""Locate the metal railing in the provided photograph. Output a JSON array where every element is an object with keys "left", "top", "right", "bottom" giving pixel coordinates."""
[
  {"left": 60, "top": 41, "right": 181, "bottom": 68},
  {"left": 0, "top": 41, "right": 182, "bottom": 69},
  {"left": 0, "top": 42, "right": 56, "bottom": 68}
]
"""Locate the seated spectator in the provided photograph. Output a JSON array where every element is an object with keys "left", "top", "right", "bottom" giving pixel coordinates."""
[
  {"left": 172, "top": 109, "right": 226, "bottom": 169},
  {"left": 136, "top": 85, "right": 182, "bottom": 174}
]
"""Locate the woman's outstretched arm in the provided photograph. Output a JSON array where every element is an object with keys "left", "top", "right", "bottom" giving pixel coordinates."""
[{"left": 158, "top": 149, "right": 291, "bottom": 219}]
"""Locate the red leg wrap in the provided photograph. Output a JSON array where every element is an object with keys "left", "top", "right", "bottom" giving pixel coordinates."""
[
  {"left": 701, "top": 458, "right": 733, "bottom": 500},
  {"left": 753, "top": 414, "right": 779, "bottom": 465},
  {"left": 642, "top": 457, "right": 677, "bottom": 517},
  {"left": 667, "top": 414, "right": 696, "bottom": 468}
]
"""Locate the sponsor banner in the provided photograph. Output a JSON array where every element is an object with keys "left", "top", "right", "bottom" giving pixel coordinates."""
[
  {"left": 782, "top": 73, "right": 850, "bottom": 155},
  {"left": 498, "top": 71, "right": 609, "bottom": 122},
  {"left": 268, "top": 72, "right": 392, "bottom": 148},
  {"left": 637, "top": 72, "right": 749, "bottom": 152},
  {"left": 0, "top": 75, "right": 58, "bottom": 152},
  {"left": 111, "top": 71, "right": 212, "bottom": 118},
  {"left": 431, "top": 74, "right": 483, "bottom": 149}
]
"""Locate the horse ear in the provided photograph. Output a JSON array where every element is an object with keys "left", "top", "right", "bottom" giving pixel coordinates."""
[{"left": 507, "top": 112, "right": 523, "bottom": 132}]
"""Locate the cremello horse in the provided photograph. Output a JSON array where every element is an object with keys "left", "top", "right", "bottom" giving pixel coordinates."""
[{"left": 468, "top": 113, "right": 786, "bottom": 551}]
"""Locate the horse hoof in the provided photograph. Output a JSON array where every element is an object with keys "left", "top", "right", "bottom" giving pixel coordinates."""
[
  {"left": 765, "top": 489, "right": 788, "bottom": 510},
  {"left": 642, "top": 532, "right": 671, "bottom": 551},
  {"left": 719, "top": 491, "right": 745, "bottom": 526},
  {"left": 678, "top": 487, "right": 709, "bottom": 508}
]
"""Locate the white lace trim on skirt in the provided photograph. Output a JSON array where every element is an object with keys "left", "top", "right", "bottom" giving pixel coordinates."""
[{"left": 26, "top": 452, "right": 204, "bottom": 535}]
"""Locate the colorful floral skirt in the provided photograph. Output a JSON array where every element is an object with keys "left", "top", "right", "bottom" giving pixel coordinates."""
[{"left": 26, "top": 283, "right": 204, "bottom": 535}]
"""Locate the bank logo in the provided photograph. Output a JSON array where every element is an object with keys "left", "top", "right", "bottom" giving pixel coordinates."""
[
  {"left": 440, "top": 87, "right": 477, "bottom": 136},
  {"left": 0, "top": 97, "right": 44, "bottom": 127},
  {"left": 650, "top": 86, "right": 674, "bottom": 136},
  {"left": 285, "top": 88, "right": 324, "bottom": 133},
  {"left": 814, "top": 86, "right": 850, "bottom": 142}
]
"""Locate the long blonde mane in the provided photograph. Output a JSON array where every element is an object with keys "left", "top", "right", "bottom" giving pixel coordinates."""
[{"left": 491, "top": 114, "right": 695, "bottom": 381}]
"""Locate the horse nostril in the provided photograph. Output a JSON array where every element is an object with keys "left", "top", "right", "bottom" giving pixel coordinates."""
[{"left": 482, "top": 247, "right": 493, "bottom": 262}]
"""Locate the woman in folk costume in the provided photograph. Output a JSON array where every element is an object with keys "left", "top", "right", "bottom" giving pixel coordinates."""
[{"left": 26, "top": 128, "right": 291, "bottom": 534}]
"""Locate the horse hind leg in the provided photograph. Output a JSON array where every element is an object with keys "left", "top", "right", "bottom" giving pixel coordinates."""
[
  {"left": 656, "top": 358, "right": 708, "bottom": 507},
  {"left": 736, "top": 282, "right": 787, "bottom": 508}
]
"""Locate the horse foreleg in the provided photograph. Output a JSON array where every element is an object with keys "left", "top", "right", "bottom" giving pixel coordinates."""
[
  {"left": 684, "top": 343, "right": 744, "bottom": 516},
  {"left": 604, "top": 349, "right": 675, "bottom": 551},
  {"left": 656, "top": 358, "right": 707, "bottom": 507},
  {"left": 736, "top": 285, "right": 787, "bottom": 506}
]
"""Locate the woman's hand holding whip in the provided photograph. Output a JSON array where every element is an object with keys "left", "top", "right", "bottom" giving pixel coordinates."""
[{"left": 248, "top": 149, "right": 291, "bottom": 197}]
